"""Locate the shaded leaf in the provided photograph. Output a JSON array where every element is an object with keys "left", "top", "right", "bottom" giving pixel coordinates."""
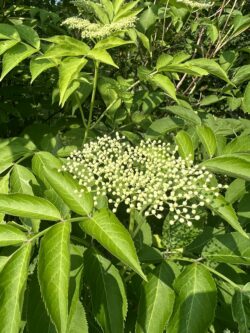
[
  {"left": 1, "top": 43, "right": 37, "bottom": 80},
  {"left": 135, "top": 262, "right": 175, "bottom": 333},
  {"left": 84, "top": 248, "right": 127, "bottom": 332},
  {"left": 203, "top": 232, "right": 250, "bottom": 264},
  {"left": 167, "top": 264, "right": 217, "bottom": 333}
]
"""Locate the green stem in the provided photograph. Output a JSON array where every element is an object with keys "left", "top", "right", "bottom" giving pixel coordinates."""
[
  {"left": 84, "top": 61, "right": 99, "bottom": 143},
  {"left": 28, "top": 225, "right": 54, "bottom": 242},
  {"left": 75, "top": 93, "right": 87, "bottom": 129}
]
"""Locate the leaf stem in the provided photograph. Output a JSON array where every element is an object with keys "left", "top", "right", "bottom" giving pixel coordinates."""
[
  {"left": 75, "top": 93, "right": 87, "bottom": 129},
  {"left": 84, "top": 61, "right": 99, "bottom": 143}
]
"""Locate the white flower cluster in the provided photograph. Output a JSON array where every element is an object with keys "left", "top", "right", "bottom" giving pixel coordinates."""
[
  {"left": 60, "top": 133, "right": 224, "bottom": 227},
  {"left": 62, "top": 16, "right": 137, "bottom": 39},
  {"left": 176, "top": 0, "right": 214, "bottom": 9}
]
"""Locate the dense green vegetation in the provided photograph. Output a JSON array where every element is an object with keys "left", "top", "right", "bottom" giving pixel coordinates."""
[{"left": 0, "top": 0, "right": 250, "bottom": 332}]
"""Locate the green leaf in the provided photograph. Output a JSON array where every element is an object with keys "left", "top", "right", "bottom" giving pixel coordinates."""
[
  {"left": 84, "top": 248, "right": 127, "bottom": 332},
  {"left": 94, "top": 36, "right": 133, "bottom": 49},
  {"left": 87, "top": 49, "right": 118, "bottom": 68},
  {"left": 32, "top": 151, "right": 62, "bottom": 187},
  {"left": 0, "top": 24, "right": 20, "bottom": 40},
  {"left": 223, "top": 135, "right": 250, "bottom": 154},
  {"left": 68, "top": 301, "right": 88, "bottom": 333},
  {"left": 185, "top": 58, "right": 231, "bottom": 83},
  {"left": 207, "top": 195, "right": 248, "bottom": 238},
  {"left": 41, "top": 166, "right": 93, "bottom": 216},
  {"left": 59, "top": 57, "right": 88, "bottom": 106},
  {"left": 232, "top": 65, "right": 250, "bottom": 85},
  {"left": 167, "top": 264, "right": 217, "bottom": 333},
  {"left": 0, "top": 39, "right": 19, "bottom": 56},
  {"left": 233, "top": 15, "right": 250, "bottom": 38},
  {"left": 202, "top": 232, "right": 250, "bottom": 265},
  {"left": 42, "top": 36, "right": 90, "bottom": 58},
  {"left": 202, "top": 154, "right": 250, "bottom": 181},
  {"left": 242, "top": 82, "right": 250, "bottom": 114},
  {"left": 15, "top": 25, "right": 40, "bottom": 49},
  {"left": 196, "top": 125, "right": 217, "bottom": 157},
  {"left": 156, "top": 54, "right": 173, "bottom": 71},
  {"left": 10, "top": 165, "right": 38, "bottom": 195},
  {"left": 136, "top": 30, "right": 151, "bottom": 53},
  {"left": 68, "top": 245, "right": 88, "bottom": 333},
  {"left": 175, "top": 130, "right": 194, "bottom": 161},
  {"left": 238, "top": 193, "right": 250, "bottom": 219},
  {"left": 150, "top": 74, "right": 177, "bottom": 101},
  {"left": 10, "top": 165, "right": 40, "bottom": 231},
  {"left": 38, "top": 222, "right": 71, "bottom": 333},
  {"left": 0, "top": 243, "right": 32, "bottom": 333},
  {"left": 225, "top": 179, "right": 246, "bottom": 204},
  {"left": 30, "top": 58, "right": 58, "bottom": 83},
  {"left": 166, "top": 106, "right": 201, "bottom": 125},
  {"left": 27, "top": 272, "right": 57, "bottom": 333},
  {"left": 146, "top": 117, "right": 183, "bottom": 137},
  {"left": 232, "top": 283, "right": 250, "bottom": 333},
  {"left": 159, "top": 64, "right": 208, "bottom": 76},
  {"left": 80, "top": 208, "right": 146, "bottom": 280},
  {"left": 135, "top": 262, "right": 175, "bottom": 333},
  {"left": 139, "top": 6, "right": 158, "bottom": 33},
  {"left": 0, "top": 193, "right": 61, "bottom": 221},
  {"left": 1, "top": 43, "right": 37, "bottom": 80},
  {"left": 0, "top": 173, "right": 9, "bottom": 222},
  {"left": 0, "top": 139, "right": 32, "bottom": 174},
  {"left": 0, "top": 224, "right": 27, "bottom": 246}
]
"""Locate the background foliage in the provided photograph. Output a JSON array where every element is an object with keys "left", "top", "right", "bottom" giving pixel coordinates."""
[{"left": 0, "top": 0, "right": 250, "bottom": 332}]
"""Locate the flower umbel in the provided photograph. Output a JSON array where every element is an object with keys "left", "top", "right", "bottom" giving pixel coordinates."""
[
  {"left": 61, "top": 133, "right": 223, "bottom": 226},
  {"left": 62, "top": 16, "right": 137, "bottom": 39},
  {"left": 176, "top": 0, "right": 214, "bottom": 9}
]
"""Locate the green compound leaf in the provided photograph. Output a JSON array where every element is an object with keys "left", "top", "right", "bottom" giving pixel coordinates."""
[
  {"left": 232, "top": 283, "right": 250, "bottom": 333},
  {"left": 38, "top": 222, "right": 71, "bottom": 333},
  {"left": 41, "top": 166, "right": 93, "bottom": 216},
  {"left": 0, "top": 193, "right": 61, "bottom": 221},
  {"left": 135, "top": 262, "right": 175, "bottom": 333},
  {"left": 84, "top": 248, "right": 127, "bottom": 333},
  {"left": 202, "top": 232, "right": 250, "bottom": 264},
  {"left": 80, "top": 208, "right": 146, "bottom": 280},
  {"left": 167, "top": 264, "right": 217, "bottom": 333},
  {"left": 0, "top": 224, "right": 27, "bottom": 247},
  {"left": 0, "top": 243, "right": 32, "bottom": 333}
]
